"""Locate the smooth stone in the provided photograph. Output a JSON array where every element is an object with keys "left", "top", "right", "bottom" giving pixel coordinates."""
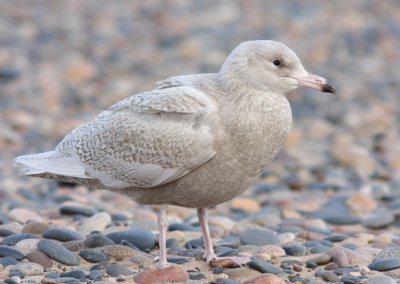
[
  {"left": 309, "top": 253, "right": 332, "bottom": 265},
  {"left": 8, "top": 270, "right": 24, "bottom": 278},
  {"left": 185, "top": 238, "right": 204, "bottom": 249},
  {"left": 224, "top": 267, "right": 261, "bottom": 281},
  {"left": 78, "top": 212, "right": 112, "bottom": 236},
  {"left": 22, "top": 222, "right": 49, "bottom": 234},
  {"left": 243, "top": 273, "right": 286, "bottom": 284},
  {"left": 333, "top": 267, "right": 360, "bottom": 275},
  {"left": 1, "top": 233, "right": 36, "bottom": 246},
  {"left": 0, "top": 256, "right": 18, "bottom": 267},
  {"left": 14, "top": 239, "right": 40, "bottom": 254},
  {"left": 0, "top": 245, "right": 25, "bottom": 260},
  {"left": 368, "top": 258, "right": 400, "bottom": 271},
  {"left": 248, "top": 260, "right": 284, "bottom": 275},
  {"left": 90, "top": 262, "right": 108, "bottom": 271},
  {"left": 133, "top": 265, "right": 189, "bottom": 284},
  {"left": 283, "top": 244, "right": 308, "bottom": 256},
  {"left": 210, "top": 258, "right": 240, "bottom": 268},
  {"left": 83, "top": 234, "right": 115, "bottom": 248},
  {"left": 166, "top": 238, "right": 180, "bottom": 249},
  {"left": 0, "top": 67, "right": 20, "bottom": 81},
  {"left": 88, "top": 270, "right": 103, "bottom": 281},
  {"left": 100, "top": 244, "right": 138, "bottom": 260},
  {"left": 59, "top": 205, "right": 96, "bottom": 217},
  {"left": 341, "top": 274, "right": 361, "bottom": 284},
  {"left": 0, "top": 228, "right": 16, "bottom": 237},
  {"left": 105, "top": 229, "right": 156, "bottom": 252},
  {"left": 324, "top": 262, "right": 339, "bottom": 271},
  {"left": 26, "top": 250, "right": 53, "bottom": 268},
  {"left": 111, "top": 213, "right": 128, "bottom": 222},
  {"left": 177, "top": 247, "right": 204, "bottom": 257},
  {"left": 324, "top": 234, "right": 349, "bottom": 242},
  {"left": 215, "top": 277, "right": 240, "bottom": 284},
  {"left": 166, "top": 256, "right": 190, "bottom": 264},
  {"left": 60, "top": 270, "right": 87, "bottom": 281},
  {"left": 12, "top": 262, "right": 44, "bottom": 276},
  {"left": 189, "top": 273, "right": 206, "bottom": 280},
  {"left": 106, "top": 264, "right": 133, "bottom": 277},
  {"left": 362, "top": 212, "right": 395, "bottom": 229},
  {"left": 38, "top": 240, "right": 80, "bottom": 266},
  {"left": 8, "top": 208, "right": 43, "bottom": 223},
  {"left": 79, "top": 249, "right": 109, "bottom": 263},
  {"left": 327, "top": 247, "right": 362, "bottom": 267},
  {"left": 322, "top": 271, "right": 340, "bottom": 282},
  {"left": 130, "top": 220, "right": 158, "bottom": 231},
  {"left": 46, "top": 271, "right": 60, "bottom": 278},
  {"left": 239, "top": 229, "right": 280, "bottom": 246},
  {"left": 252, "top": 245, "right": 286, "bottom": 260},
  {"left": 43, "top": 227, "right": 84, "bottom": 242},
  {"left": 3, "top": 277, "right": 20, "bottom": 284},
  {"left": 212, "top": 265, "right": 224, "bottom": 274},
  {"left": 63, "top": 240, "right": 84, "bottom": 252},
  {"left": 215, "top": 246, "right": 240, "bottom": 257},
  {"left": 310, "top": 245, "right": 330, "bottom": 254},
  {"left": 277, "top": 225, "right": 303, "bottom": 234},
  {"left": 324, "top": 215, "right": 361, "bottom": 225},
  {"left": 168, "top": 223, "right": 197, "bottom": 231},
  {"left": 343, "top": 243, "right": 358, "bottom": 250},
  {"left": 365, "top": 276, "right": 396, "bottom": 284}
]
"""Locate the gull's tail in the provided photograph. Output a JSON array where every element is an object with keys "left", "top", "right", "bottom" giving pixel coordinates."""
[{"left": 15, "top": 151, "right": 91, "bottom": 179}]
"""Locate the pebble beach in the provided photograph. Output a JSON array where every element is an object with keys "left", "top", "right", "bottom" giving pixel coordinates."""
[{"left": 1, "top": 1, "right": 400, "bottom": 283}]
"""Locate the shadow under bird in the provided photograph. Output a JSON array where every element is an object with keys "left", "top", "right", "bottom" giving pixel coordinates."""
[{"left": 15, "top": 40, "right": 335, "bottom": 268}]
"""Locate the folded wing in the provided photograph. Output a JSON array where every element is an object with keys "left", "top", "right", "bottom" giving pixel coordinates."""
[{"left": 16, "top": 85, "right": 217, "bottom": 188}]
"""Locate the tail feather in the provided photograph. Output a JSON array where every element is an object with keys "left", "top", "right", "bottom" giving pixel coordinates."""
[{"left": 15, "top": 151, "right": 92, "bottom": 179}]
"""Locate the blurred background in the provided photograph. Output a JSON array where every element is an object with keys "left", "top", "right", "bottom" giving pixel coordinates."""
[{"left": 1, "top": 0, "right": 400, "bottom": 204}]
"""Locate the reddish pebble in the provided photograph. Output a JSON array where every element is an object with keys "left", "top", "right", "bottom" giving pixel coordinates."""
[
  {"left": 243, "top": 273, "right": 286, "bottom": 284},
  {"left": 26, "top": 250, "right": 53, "bottom": 269},
  {"left": 134, "top": 265, "right": 189, "bottom": 284},
  {"left": 210, "top": 258, "right": 241, "bottom": 268}
]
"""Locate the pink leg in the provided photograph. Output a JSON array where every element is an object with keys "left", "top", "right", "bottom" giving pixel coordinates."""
[
  {"left": 197, "top": 208, "right": 251, "bottom": 267},
  {"left": 197, "top": 208, "right": 217, "bottom": 262},
  {"left": 157, "top": 205, "right": 169, "bottom": 268}
]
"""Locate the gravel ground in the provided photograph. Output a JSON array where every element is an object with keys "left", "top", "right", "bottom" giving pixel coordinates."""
[{"left": 1, "top": 1, "right": 400, "bottom": 283}]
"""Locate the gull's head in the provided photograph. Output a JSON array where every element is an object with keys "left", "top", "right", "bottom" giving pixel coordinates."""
[{"left": 220, "top": 40, "right": 335, "bottom": 95}]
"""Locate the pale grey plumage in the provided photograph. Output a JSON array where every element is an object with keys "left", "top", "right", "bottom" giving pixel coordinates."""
[{"left": 15, "top": 40, "right": 335, "bottom": 208}]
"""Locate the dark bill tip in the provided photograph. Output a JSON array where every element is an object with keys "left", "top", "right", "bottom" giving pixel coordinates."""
[{"left": 322, "top": 84, "right": 336, "bottom": 94}]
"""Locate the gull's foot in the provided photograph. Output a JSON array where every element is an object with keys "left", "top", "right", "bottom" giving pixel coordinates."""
[{"left": 209, "top": 256, "right": 252, "bottom": 268}]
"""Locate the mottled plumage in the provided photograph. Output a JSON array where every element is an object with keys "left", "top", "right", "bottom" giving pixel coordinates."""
[{"left": 15, "top": 40, "right": 335, "bottom": 267}]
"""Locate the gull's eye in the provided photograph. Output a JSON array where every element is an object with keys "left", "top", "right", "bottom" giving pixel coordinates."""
[{"left": 273, "top": 59, "right": 281, "bottom": 66}]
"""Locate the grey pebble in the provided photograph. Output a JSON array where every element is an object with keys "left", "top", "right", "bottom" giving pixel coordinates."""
[
  {"left": 324, "top": 215, "right": 361, "bottom": 225},
  {"left": 368, "top": 258, "right": 400, "bottom": 271},
  {"left": 215, "top": 246, "right": 239, "bottom": 257},
  {"left": 334, "top": 267, "right": 360, "bottom": 275},
  {"left": 374, "top": 246, "right": 400, "bottom": 260},
  {"left": 38, "top": 239, "right": 80, "bottom": 266},
  {"left": 1, "top": 233, "right": 36, "bottom": 246},
  {"left": 46, "top": 271, "right": 60, "bottom": 278},
  {"left": 43, "top": 227, "right": 84, "bottom": 242},
  {"left": 362, "top": 212, "right": 395, "bottom": 229},
  {"left": 248, "top": 259, "right": 284, "bottom": 275},
  {"left": 106, "top": 264, "right": 133, "bottom": 277},
  {"left": 3, "top": 278, "right": 19, "bottom": 284},
  {"left": 324, "top": 234, "right": 349, "bottom": 242},
  {"left": 283, "top": 244, "right": 308, "bottom": 256},
  {"left": 79, "top": 249, "right": 109, "bottom": 263},
  {"left": 83, "top": 234, "right": 115, "bottom": 248},
  {"left": 105, "top": 229, "right": 156, "bottom": 252},
  {"left": 212, "top": 265, "right": 224, "bottom": 274},
  {"left": 0, "top": 256, "right": 18, "bottom": 267},
  {"left": 8, "top": 270, "right": 24, "bottom": 278},
  {"left": 89, "top": 269, "right": 103, "bottom": 281},
  {"left": 0, "top": 245, "right": 25, "bottom": 261},
  {"left": 91, "top": 262, "right": 108, "bottom": 271},
  {"left": 310, "top": 245, "right": 330, "bottom": 254},
  {"left": 0, "top": 228, "right": 16, "bottom": 237},
  {"left": 365, "top": 276, "right": 397, "bottom": 284},
  {"left": 166, "top": 256, "right": 190, "bottom": 264},
  {"left": 215, "top": 278, "right": 240, "bottom": 284},
  {"left": 343, "top": 243, "right": 358, "bottom": 250},
  {"left": 168, "top": 222, "right": 197, "bottom": 231},
  {"left": 59, "top": 205, "right": 96, "bottom": 216},
  {"left": 341, "top": 274, "right": 361, "bottom": 284},
  {"left": 111, "top": 213, "right": 128, "bottom": 221},
  {"left": 239, "top": 228, "right": 280, "bottom": 246},
  {"left": 0, "top": 67, "right": 20, "bottom": 82},
  {"left": 60, "top": 269, "right": 87, "bottom": 281},
  {"left": 309, "top": 253, "right": 332, "bottom": 265},
  {"left": 185, "top": 238, "right": 204, "bottom": 249},
  {"left": 277, "top": 225, "right": 304, "bottom": 233}
]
